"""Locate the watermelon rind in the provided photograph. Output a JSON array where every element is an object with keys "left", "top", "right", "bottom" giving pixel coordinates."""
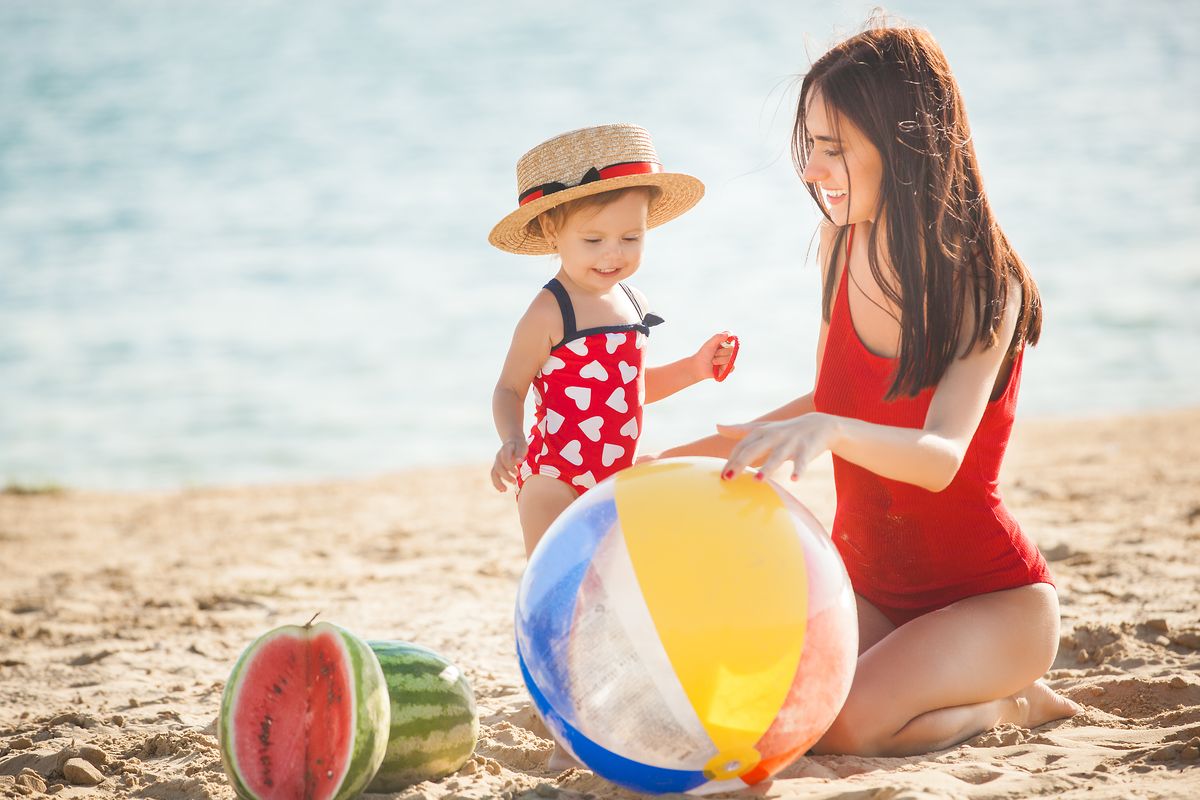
[
  {"left": 218, "top": 621, "right": 390, "bottom": 800},
  {"left": 367, "top": 640, "right": 479, "bottom": 792}
]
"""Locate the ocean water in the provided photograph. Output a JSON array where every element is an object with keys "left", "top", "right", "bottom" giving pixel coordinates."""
[{"left": 2, "top": 0, "right": 1198, "bottom": 489}]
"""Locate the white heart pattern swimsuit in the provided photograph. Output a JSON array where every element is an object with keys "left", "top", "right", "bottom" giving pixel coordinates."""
[{"left": 516, "top": 278, "right": 662, "bottom": 497}]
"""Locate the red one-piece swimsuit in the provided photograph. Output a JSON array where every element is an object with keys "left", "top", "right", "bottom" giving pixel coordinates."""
[
  {"left": 516, "top": 278, "right": 662, "bottom": 496},
  {"left": 813, "top": 225, "right": 1053, "bottom": 627}
]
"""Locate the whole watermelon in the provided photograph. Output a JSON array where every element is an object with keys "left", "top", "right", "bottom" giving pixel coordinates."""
[
  {"left": 366, "top": 640, "right": 479, "bottom": 792},
  {"left": 218, "top": 621, "right": 390, "bottom": 800}
]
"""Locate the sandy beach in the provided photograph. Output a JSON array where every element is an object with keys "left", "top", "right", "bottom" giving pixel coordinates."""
[{"left": 1, "top": 408, "right": 1198, "bottom": 799}]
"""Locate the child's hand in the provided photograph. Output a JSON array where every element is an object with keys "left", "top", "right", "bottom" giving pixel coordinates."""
[
  {"left": 691, "top": 332, "right": 739, "bottom": 383},
  {"left": 491, "top": 439, "right": 529, "bottom": 492}
]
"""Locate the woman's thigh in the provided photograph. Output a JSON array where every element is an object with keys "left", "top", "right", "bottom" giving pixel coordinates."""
[
  {"left": 833, "top": 583, "right": 1060, "bottom": 743},
  {"left": 856, "top": 594, "right": 895, "bottom": 655}
]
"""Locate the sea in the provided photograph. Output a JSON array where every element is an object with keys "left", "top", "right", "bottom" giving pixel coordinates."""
[{"left": 2, "top": 0, "right": 1198, "bottom": 489}]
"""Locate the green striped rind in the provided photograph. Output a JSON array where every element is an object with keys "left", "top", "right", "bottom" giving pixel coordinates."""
[
  {"left": 332, "top": 624, "right": 390, "bottom": 800},
  {"left": 216, "top": 622, "right": 391, "bottom": 800},
  {"left": 367, "top": 640, "right": 480, "bottom": 792}
]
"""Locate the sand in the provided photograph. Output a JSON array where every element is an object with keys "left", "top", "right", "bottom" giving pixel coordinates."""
[{"left": 1, "top": 408, "right": 1198, "bottom": 799}]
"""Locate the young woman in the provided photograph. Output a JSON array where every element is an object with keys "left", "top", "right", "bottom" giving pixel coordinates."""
[{"left": 664, "top": 24, "right": 1081, "bottom": 756}]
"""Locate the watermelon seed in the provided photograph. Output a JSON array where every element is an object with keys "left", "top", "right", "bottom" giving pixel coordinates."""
[{"left": 259, "top": 717, "right": 273, "bottom": 746}]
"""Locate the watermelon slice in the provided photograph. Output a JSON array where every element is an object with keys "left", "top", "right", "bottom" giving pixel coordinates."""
[
  {"left": 367, "top": 640, "right": 479, "bottom": 792},
  {"left": 219, "top": 621, "right": 389, "bottom": 800}
]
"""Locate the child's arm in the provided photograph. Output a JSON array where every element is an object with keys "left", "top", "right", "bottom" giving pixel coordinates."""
[
  {"left": 644, "top": 332, "right": 735, "bottom": 403},
  {"left": 491, "top": 293, "right": 560, "bottom": 492}
]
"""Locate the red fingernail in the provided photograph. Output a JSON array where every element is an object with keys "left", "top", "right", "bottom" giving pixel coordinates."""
[
  {"left": 754, "top": 471, "right": 764, "bottom": 481},
  {"left": 790, "top": 474, "right": 799, "bottom": 482},
  {"left": 722, "top": 469, "right": 734, "bottom": 480}
]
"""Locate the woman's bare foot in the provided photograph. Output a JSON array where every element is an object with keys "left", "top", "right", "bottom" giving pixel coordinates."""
[
  {"left": 1014, "top": 680, "right": 1082, "bottom": 728},
  {"left": 547, "top": 743, "right": 581, "bottom": 771}
]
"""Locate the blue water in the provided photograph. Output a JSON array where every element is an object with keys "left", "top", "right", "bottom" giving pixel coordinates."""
[{"left": 2, "top": 1, "right": 1198, "bottom": 489}]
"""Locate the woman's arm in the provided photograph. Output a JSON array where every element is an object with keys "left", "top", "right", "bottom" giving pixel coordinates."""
[
  {"left": 720, "top": 277, "right": 1023, "bottom": 489},
  {"left": 657, "top": 223, "right": 840, "bottom": 461},
  {"left": 661, "top": 392, "right": 817, "bottom": 459}
]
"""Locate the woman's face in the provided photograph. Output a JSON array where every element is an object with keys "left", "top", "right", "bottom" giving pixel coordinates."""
[{"left": 801, "top": 89, "right": 884, "bottom": 227}]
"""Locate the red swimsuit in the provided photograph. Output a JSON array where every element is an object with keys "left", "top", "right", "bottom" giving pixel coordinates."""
[
  {"left": 813, "top": 226, "right": 1053, "bottom": 626},
  {"left": 516, "top": 279, "right": 660, "bottom": 495}
]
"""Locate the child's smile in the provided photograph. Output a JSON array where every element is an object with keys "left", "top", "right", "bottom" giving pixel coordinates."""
[{"left": 554, "top": 191, "right": 649, "bottom": 293}]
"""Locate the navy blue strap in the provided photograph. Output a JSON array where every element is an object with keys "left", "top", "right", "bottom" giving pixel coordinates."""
[
  {"left": 619, "top": 282, "right": 644, "bottom": 318},
  {"left": 543, "top": 279, "right": 576, "bottom": 340}
]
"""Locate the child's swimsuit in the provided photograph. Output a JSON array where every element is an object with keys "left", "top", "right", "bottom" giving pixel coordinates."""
[
  {"left": 516, "top": 278, "right": 662, "bottom": 496},
  {"left": 813, "top": 225, "right": 1053, "bottom": 627}
]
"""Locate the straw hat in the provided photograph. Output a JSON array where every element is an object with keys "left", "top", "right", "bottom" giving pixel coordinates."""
[{"left": 488, "top": 123, "right": 705, "bottom": 255}]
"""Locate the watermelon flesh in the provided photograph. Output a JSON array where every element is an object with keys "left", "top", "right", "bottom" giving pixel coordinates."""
[{"left": 220, "top": 622, "right": 390, "bottom": 800}]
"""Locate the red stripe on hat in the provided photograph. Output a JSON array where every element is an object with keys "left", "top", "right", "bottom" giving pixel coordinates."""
[{"left": 518, "top": 161, "right": 663, "bottom": 207}]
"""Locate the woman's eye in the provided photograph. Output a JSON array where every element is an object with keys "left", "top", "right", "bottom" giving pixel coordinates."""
[
  {"left": 623, "top": 236, "right": 641, "bottom": 242},
  {"left": 584, "top": 238, "right": 601, "bottom": 244},
  {"left": 824, "top": 149, "right": 841, "bottom": 157}
]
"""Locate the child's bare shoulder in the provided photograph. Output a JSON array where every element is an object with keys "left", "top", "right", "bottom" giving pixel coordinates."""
[
  {"left": 626, "top": 283, "right": 651, "bottom": 311},
  {"left": 514, "top": 287, "right": 564, "bottom": 340}
]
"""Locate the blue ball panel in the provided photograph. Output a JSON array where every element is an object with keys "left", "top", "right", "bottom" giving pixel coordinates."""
[
  {"left": 515, "top": 491, "right": 619, "bottom": 729},
  {"left": 518, "top": 643, "right": 709, "bottom": 795}
]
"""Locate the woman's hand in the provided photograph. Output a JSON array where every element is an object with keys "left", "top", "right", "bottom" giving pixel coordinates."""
[
  {"left": 490, "top": 439, "right": 529, "bottom": 492},
  {"left": 717, "top": 413, "right": 838, "bottom": 481}
]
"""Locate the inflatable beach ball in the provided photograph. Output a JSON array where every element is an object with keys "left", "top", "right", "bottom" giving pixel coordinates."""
[{"left": 515, "top": 458, "right": 858, "bottom": 795}]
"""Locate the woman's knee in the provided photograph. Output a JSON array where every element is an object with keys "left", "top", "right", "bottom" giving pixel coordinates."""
[{"left": 811, "top": 683, "right": 891, "bottom": 756}]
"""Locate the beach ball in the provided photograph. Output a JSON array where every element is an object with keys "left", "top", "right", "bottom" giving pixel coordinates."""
[{"left": 515, "top": 458, "right": 858, "bottom": 795}]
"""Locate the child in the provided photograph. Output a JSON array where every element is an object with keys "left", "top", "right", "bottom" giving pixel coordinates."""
[
  {"left": 661, "top": 24, "right": 1081, "bottom": 756},
  {"left": 487, "top": 123, "right": 736, "bottom": 557}
]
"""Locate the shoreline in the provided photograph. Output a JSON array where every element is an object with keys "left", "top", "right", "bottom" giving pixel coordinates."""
[{"left": 1, "top": 407, "right": 1198, "bottom": 798}]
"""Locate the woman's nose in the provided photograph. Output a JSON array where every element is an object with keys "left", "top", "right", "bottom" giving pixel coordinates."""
[{"left": 802, "top": 158, "right": 826, "bottom": 184}]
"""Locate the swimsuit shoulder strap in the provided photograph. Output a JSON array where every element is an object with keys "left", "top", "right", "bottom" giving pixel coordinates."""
[
  {"left": 543, "top": 278, "right": 577, "bottom": 341},
  {"left": 619, "top": 282, "right": 645, "bottom": 319}
]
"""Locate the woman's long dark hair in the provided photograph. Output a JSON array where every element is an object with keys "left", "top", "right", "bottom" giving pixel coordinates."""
[{"left": 793, "top": 23, "right": 1041, "bottom": 399}]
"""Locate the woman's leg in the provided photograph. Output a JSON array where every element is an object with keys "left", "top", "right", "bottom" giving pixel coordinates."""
[
  {"left": 516, "top": 475, "right": 579, "bottom": 557},
  {"left": 856, "top": 594, "right": 896, "bottom": 655},
  {"left": 814, "top": 583, "right": 1080, "bottom": 756}
]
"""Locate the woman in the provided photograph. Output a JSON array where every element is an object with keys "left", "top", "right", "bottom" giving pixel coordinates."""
[{"left": 662, "top": 24, "right": 1081, "bottom": 756}]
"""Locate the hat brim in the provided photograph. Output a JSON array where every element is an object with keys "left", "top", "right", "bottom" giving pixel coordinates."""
[{"left": 488, "top": 172, "right": 705, "bottom": 255}]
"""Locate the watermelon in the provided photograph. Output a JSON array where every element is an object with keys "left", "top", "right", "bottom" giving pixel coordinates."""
[
  {"left": 218, "top": 621, "right": 390, "bottom": 800},
  {"left": 366, "top": 640, "right": 479, "bottom": 792}
]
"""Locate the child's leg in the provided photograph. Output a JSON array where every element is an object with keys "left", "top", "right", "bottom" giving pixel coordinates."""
[
  {"left": 813, "top": 583, "right": 1080, "bottom": 757},
  {"left": 516, "top": 475, "right": 582, "bottom": 770},
  {"left": 516, "top": 475, "right": 579, "bottom": 557}
]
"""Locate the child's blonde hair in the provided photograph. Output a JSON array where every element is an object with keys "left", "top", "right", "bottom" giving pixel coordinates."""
[{"left": 527, "top": 186, "right": 662, "bottom": 241}]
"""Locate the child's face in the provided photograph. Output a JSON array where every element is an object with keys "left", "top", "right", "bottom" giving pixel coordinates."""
[
  {"left": 553, "top": 191, "right": 649, "bottom": 293},
  {"left": 801, "top": 89, "right": 883, "bottom": 227}
]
